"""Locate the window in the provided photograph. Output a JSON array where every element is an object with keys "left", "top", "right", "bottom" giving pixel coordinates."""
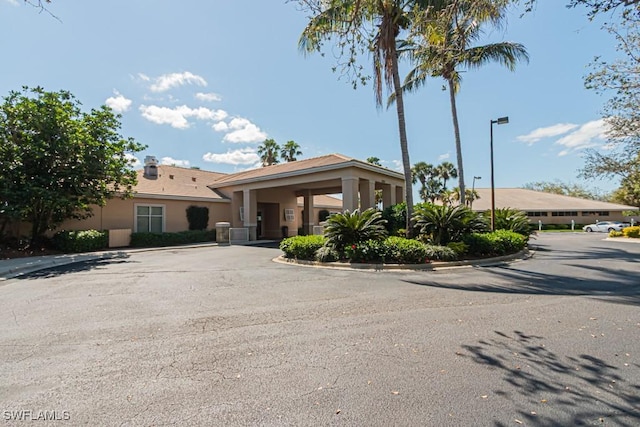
[
  {"left": 526, "top": 212, "right": 548, "bottom": 217},
  {"left": 136, "top": 205, "right": 164, "bottom": 233},
  {"left": 552, "top": 211, "right": 578, "bottom": 217},
  {"left": 582, "top": 211, "right": 610, "bottom": 216}
]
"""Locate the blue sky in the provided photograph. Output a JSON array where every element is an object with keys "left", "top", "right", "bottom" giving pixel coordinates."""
[{"left": 0, "top": 0, "right": 621, "bottom": 194}]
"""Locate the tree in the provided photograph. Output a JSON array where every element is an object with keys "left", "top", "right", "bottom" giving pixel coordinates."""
[
  {"left": 366, "top": 156, "right": 382, "bottom": 166},
  {"left": 435, "top": 161, "right": 457, "bottom": 190},
  {"left": 280, "top": 140, "right": 303, "bottom": 162},
  {"left": 297, "top": 0, "right": 443, "bottom": 236},
  {"left": 522, "top": 180, "right": 608, "bottom": 200},
  {"left": 519, "top": 0, "right": 640, "bottom": 19},
  {"left": 257, "top": 138, "right": 281, "bottom": 167},
  {"left": 579, "top": 12, "right": 640, "bottom": 206},
  {"left": 0, "top": 86, "right": 145, "bottom": 242},
  {"left": 400, "top": 0, "right": 527, "bottom": 206}
]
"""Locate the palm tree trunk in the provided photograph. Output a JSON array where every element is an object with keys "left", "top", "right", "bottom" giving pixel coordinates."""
[
  {"left": 448, "top": 78, "right": 466, "bottom": 206},
  {"left": 391, "top": 51, "right": 414, "bottom": 237}
]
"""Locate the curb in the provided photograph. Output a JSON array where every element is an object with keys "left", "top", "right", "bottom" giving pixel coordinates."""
[{"left": 273, "top": 249, "right": 532, "bottom": 272}]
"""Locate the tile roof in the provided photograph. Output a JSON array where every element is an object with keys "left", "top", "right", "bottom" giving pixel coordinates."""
[
  {"left": 134, "top": 165, "right": 228, "bottom": 201},
  {"left": 470, "top": 188, "right": 638, "bottom": 211},
  {"left": 209, "top": 154, "right": 400, "bottom": 187}
]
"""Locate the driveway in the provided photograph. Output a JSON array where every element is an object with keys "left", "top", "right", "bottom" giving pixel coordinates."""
[{"left": 1, "top": 233, "right": 639, "bottom": 426}]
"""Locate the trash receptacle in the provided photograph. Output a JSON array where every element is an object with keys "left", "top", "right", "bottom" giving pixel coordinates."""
[
  {"left": 215, "top": 222, "right": 230, "bottom": 244},
  {"left": 281, "top": 225, "right": 289, "bottom": 238}
]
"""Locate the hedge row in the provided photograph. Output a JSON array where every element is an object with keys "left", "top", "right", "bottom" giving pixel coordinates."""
[
  {"left": 130, "top": 230, "right": 216, "bottom": 248},
  {"left": 280, "top": 235, "right": 458, "bottom": 264},
  {"left": 52, "top": 230, "right": 109, "bottom": 253},
  {"left": 462, "top": 230, "right": 527, "bottom": 257}
]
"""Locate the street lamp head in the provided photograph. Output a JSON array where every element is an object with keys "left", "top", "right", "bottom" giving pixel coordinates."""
[
  {"left": 493, "top": 116, "right": 509, "bottom": 125},
  {"left": 474, "top": 176, "right": 482, "bottom": 180}
]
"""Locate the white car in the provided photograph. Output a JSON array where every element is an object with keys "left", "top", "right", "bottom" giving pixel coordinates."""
[{"left": 582, "top": 221, "right": 630, "bottom": 233}]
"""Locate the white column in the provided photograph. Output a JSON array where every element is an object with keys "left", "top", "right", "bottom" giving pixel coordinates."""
[
  {"left": 342, "top": 177, "right": 359, "bottom": 212},
  {"left": 243, "top": 189, "right": 258, "bottom": 240},
  {"left": 302, "top": 190, "right": 315, "bottom": 235},
  {"left": 359, "top": 179, "right": 376, "bottom": 210}
]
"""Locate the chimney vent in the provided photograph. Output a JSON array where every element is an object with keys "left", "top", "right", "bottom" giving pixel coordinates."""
[{"left": 144, "top": 155, "right": 159, "bottom": 179}]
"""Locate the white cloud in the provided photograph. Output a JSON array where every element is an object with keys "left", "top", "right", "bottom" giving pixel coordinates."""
[
  {"left": 4, "top": 0, "right": 19, "bottom": 6},
  {"left": 137, "top": 73, "right": 151, "bottom": 82},
  {"left": 390, "top": 160, "right": 403, "bottom": 172},
  {"left": 105, "top": 91, "right": 132, "bottom": 113},
  {"left": 214, "top": 117, "right": 267, "bottom": 143},
  {"left": 555, "top": 119, "right": 609, "bottom": 153},
  {"left": 161, "top": 156, "right": 190, "bottom": 167},
  {"left": 139, "top": 104, "right": 228, "bottom": 129},
  {"left": 202, "top": 148, "right": 260, "bottom": 165},
  {"left": 195, "top": 92, "right": 222, "bottom": 102},
  {"left": 125, "top": 153, "right": 141, "bottom": 168},
  {"left": 438, "top": 153, "right": 450, "bottom": 161},
  {"left": 149, "top": 72, "right": 207, "bottom": 93},
  {"left": 516, "top": 123, "right": 579, "bottom": 145}
]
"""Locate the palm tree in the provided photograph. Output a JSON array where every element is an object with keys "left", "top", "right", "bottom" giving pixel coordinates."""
[
  {"left": 366, "top": 156, "right": 382, "bottom": 166},
  {"left": 411, "top": 161, "right": 434, "bottom": 199},
  {"left": 257, "top": 138, "right": 280, "bottom": 167},
  {"left": 281, "top": 140, "right": 302, "bottom": 162},
  {"left": 297, "top": 0, "right": 447, "bottom": 236},
  {"left": 401, "top": 0, "right": 528, "bottom": 206},
  {"left": 436, "top": 161, "right": 457, "bottom": 190}
]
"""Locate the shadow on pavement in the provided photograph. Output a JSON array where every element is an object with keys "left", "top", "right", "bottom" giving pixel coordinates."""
[
  {"left": 17, "top": 254, "right": 133, "bottom": 280},
  {"left": 460, "top": 330, "right": 640, "bottom": 426}
]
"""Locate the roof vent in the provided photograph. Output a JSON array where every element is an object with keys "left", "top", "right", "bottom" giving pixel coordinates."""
[{"left": 144, "top": 155, "right": 159, "bottom": 179}]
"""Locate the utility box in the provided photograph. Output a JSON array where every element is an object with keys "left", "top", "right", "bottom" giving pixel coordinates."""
[
  {"left": 216, "top": 222, "right": 231, "bottom": 245},
  {"left": 108, "top": 229, "right": 131, "bottom": 248}
]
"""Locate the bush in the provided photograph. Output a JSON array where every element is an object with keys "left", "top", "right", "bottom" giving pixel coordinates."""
[
  {"left": 463, "top": 230, "right": 527, "bottom": 257},
  {"left": 344, "top": 239, "right": 389, "bottom": 263},
  {"left": 424, "top": 244, "right": 458, "bottom": 262},
  {"left": 486, "top": 208, "right": 532, "bottom": 236},
  {"left": 318, "top": 209, "right": 331, "bottom": 222},
  {"left": 413, "top": 203, "right": 486, "bottom": 245},
  {"left": 447, "top": 241, "right": 469, "bottom": 257},
  {"left": 609, "top": 230, "right": 624, "bottom": 238},
  {"left": 622, "top": 226, "right": 640, "bottom": 238},
  {"left": 324, "top": 208, "right": 388, "bottom": 254},
  {"left": 315, "top": 245, "right": 339, "bottom": 262},
  {"left": 52, "top": 230, "right": 108, "bottom": 253},
  {"left": 130, "top": 230, "right": 215, "bottom": 248},
  {"left": 186, "top": 206, "right": 209, "bottom": 230},
  {"left": 383, "top": 236, "right": 429, "bottom": 264},
  {"left": 279, "top": 235, "right": 324, "bottom": 260},
  {"left": 381, "top": 202, "right": 407, "bottom": 236}
]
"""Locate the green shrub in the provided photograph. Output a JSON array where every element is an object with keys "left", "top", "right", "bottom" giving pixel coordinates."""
[
  {"left": 186, "top": 206, "right": 209, "bottom": 230},
  {"left": 381, "top": 202, "right": 407, "bottom": 236},
  {"left": 609, "top": 230, "right": 624, "bottom": 238},
  {"left": 447, "top": 241, "right": 469, "bottom": 256},
  {"left": 324, "top": 208, "right": 388, "bottom": 254},
  {"left": 383, "top": 236, "right": 429, "bottom": 264},
  {"left": 622, "top": 226, "right": 640, "bottom": 238},
  {"left": 279, "top": 235, "right": 325, "bottom": 260},
  {"left": 413, "top": 203, "right": 486, "bottom": 245},
  {"left": 486, "top": 208, "right": 532, "bottom": 236},
  {"left": 315, "top": 245, "right": 339, "bottom": 262},
  {"left": 424, "top": 244, "right": 458, "bottom": 262},
  {"left": 463, "top": 230, "right": 527, "bottom": 257},
  {"left": 344, "top": 239, "right": 389, "bottom": 263},
  {"left": 130, "top": 230, "right": 215, "bottom": 248},
  {"left": 52, "top": 230, "right": 108, "bottom": 253}
]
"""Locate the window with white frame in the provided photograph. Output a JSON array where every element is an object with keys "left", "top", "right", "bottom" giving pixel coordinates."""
[
  {"left": 136, "top": 204, "right": 164, "bottom": 233},
  {"left": 284, "top": 208, "right": 295, "bottom": 222}
]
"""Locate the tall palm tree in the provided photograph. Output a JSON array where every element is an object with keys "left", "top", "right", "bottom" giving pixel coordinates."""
[
  {"left": 281, "top": 140, "right": 303, "bottom": 162},
  {"left": 436, "top": 161, "right": 457, "bottom": 190},
  {"left": 298, "top": 0, "right": 447, "bottom": 236},
  {"left": 402, "top": 0, "right": 528, "bottom": 206},
  {"left": 257, "top": 138, "right": 281, "bottom": 167}
]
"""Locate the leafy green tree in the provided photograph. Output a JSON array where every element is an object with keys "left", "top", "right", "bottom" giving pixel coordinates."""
[
  {"left": 400, "top": 0, "right": 527, "bottom": 206},
  {"left": 257, "top": 138, "right": 281, "bottom": 167},
  {"left": 297, "top": 0, "right": 447, "bottom": 236},
  {"left": 0, "top": 87, "right": 145, "bottom": 242},
  {"left": 366, "top": 157, "right": 382, "bottom": 166},
  {"left": 280, "top": 140, "right": 302, "bottom": 162},
  {"left": 323, "top": 208, "right": 388, "bottom": 255}
]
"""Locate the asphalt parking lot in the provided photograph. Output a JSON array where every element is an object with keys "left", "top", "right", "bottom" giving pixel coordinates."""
[{"left": 1, "top": 233, "right": 639, "bottom": 426}]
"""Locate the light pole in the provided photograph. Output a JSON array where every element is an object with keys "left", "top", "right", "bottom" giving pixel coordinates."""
[
  {"left": 470, "top": 176, "right": 481, "bottom": 209},
  {"left": 490, "top": 116, "right": 509, "bottom": 231}
]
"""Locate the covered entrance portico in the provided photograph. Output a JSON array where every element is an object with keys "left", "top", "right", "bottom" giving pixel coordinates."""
[{"left": 209, "top": 154, "right": 406, "bottom": 240}]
